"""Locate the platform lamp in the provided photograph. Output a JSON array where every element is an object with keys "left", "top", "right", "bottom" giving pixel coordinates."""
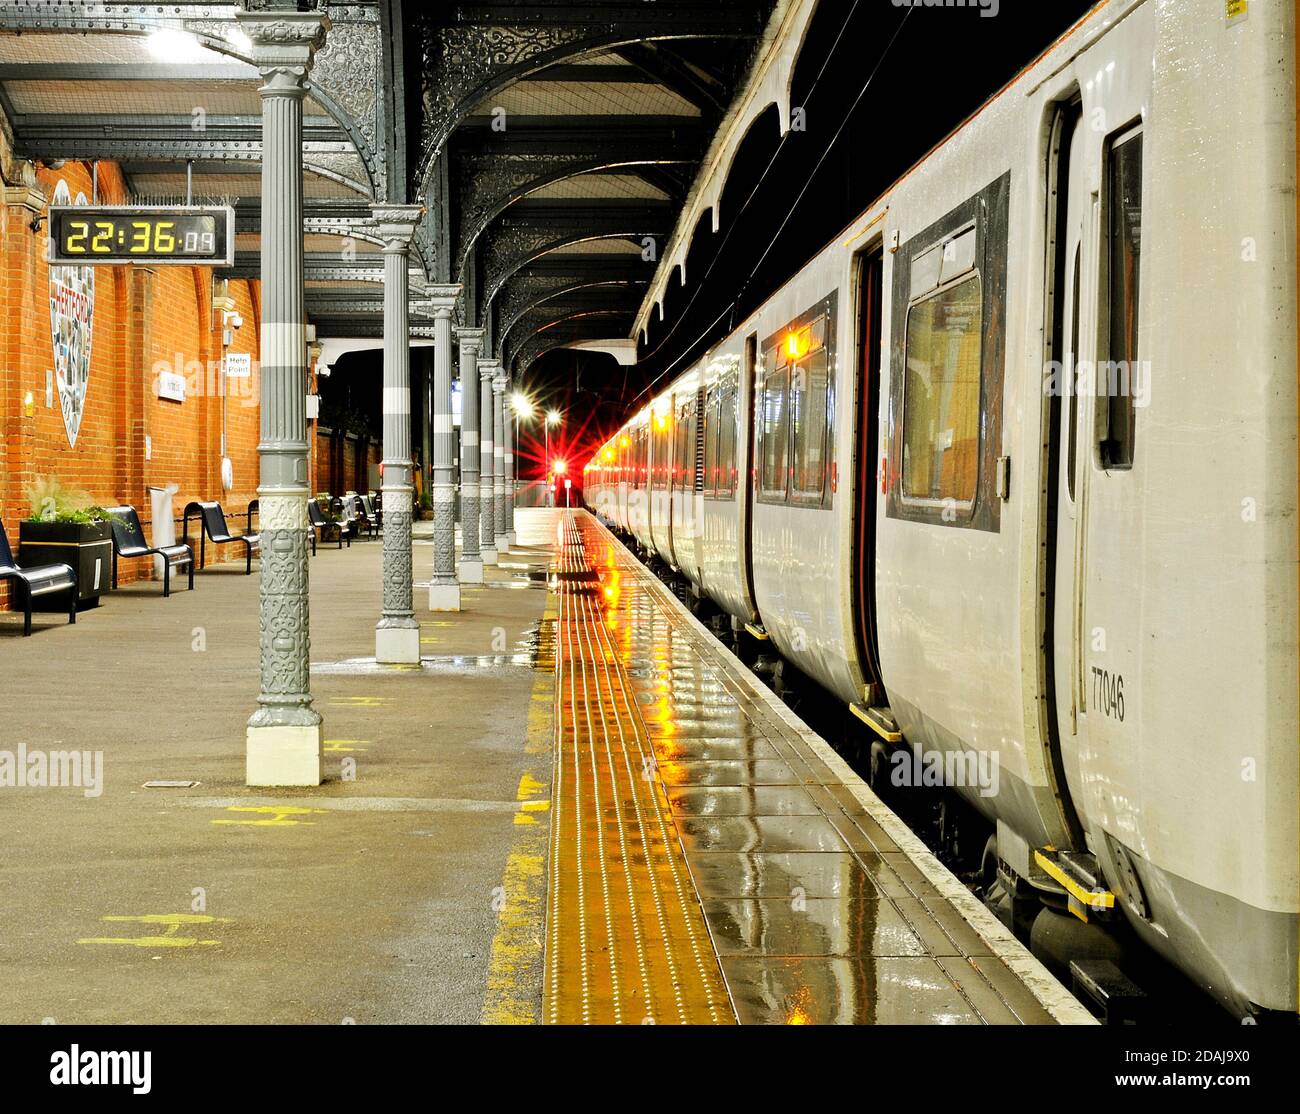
[
  {"left": 510, "top": 391, "right": 535, "bottom": 509},
  {"left": 545, "top": 409, "right": 562, "bottom": 507}
]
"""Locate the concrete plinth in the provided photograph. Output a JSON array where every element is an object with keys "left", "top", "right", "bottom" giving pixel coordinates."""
[
  {"left": 246, "top": 724, "right": 323, "bottom": 787},
  {"left": 375, "top": 624, "right": 421, "bottom": 664},
  {"left": 505, "top": 531, "right": 517, "bottom": 547},
  {"left": 459, "top": 558, "right": 484, "bottom": 584},
  {"left": 482, "top": 547, "right": 498, "bottom": 565},
  {"left": 495, "top": 534, "right": 509, "bottom": 554},
  {"left": 428, "top": 582, "right": 461, "bottom": 612}
]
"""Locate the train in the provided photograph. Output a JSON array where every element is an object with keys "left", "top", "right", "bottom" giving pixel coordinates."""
[{"left": 585, "top": 0, "right": 1299, "bottom": 1019}]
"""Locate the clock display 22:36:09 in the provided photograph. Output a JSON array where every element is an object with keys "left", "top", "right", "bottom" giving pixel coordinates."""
[{"left": 60, "top": 214, "right": 218, "bottom": 257}]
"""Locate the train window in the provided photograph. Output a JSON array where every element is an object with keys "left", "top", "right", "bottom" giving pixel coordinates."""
[
  {"left": 719, "top": 380, "right": 737, "bottom": 497},
  {"left": 1100, "top": 127, "right": 1142, "bottom": 471},
  {"left": 888, "top": 173, "right": 1007, "bottom": 532},
  {"left": 759, "top": 363, "right": 789, "bottom": 500},
  {"left": 902, "top": 274, "right": 983, "bottom": 504},
  {"left": 702, "top": 387, "right": 719, "bottom": 497},
  {"left": 675, "top": 404, "right": 693, "bottom": 490},
  {"left": 790, "top": 346, "right": 831, "bottom": 503}
]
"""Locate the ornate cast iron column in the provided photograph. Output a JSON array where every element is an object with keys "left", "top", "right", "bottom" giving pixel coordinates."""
[
  {"left": 238, "top": 5, "right": 329, "bottom": 788},
  {"left": 492, "top": 370, "right": 508, "bottom": 552},
  {"left": 373, "top": 204, "right": 424, "bottom": 664},
  {"left": 479, "top": 357, "right": 498, "bottom": 565},
  {"left": 457, "top": 327, "right": 485, "bottom": 583},
  {"left": 427, "top": 285, "right": 462, "bottom": 611}
]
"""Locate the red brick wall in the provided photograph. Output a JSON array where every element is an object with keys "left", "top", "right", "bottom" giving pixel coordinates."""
[
  {"left": 1, "top": 159, "right": 267, "bottom": 605},
  {"left": 313, "top": 430, "right": 380, "bottom": 501}
]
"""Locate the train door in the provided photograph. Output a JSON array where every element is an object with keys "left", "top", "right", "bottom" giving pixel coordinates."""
[
  {"left": 853, "top": 246, "right": 885, "bottom": 704},
  {"left": 1045, "top": 102, "right": 1090, "bottom": 838}
]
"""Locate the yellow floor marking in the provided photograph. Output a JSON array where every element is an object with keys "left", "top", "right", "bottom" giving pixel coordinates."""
[
  {"left": 323, "top": 739, "right": 371, "bottom": 753},
  {"left": 480, "top": 625, "right": 556, "bottom": 1024},
  {"left": 329, "top": 696, "right": 387, "bottom": 707},
  {"left": 517, "top": 772, "right": 547, "bottom": 800},
  {"left": 211, "top": 805, "right": 328, "bottom": 827},
  {"left": 78, "top": 913, "right": 232, "bottom": 948}
]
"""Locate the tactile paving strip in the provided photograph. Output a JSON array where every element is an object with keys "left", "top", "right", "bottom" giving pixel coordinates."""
[
  {"left": 544, "top": 511, "right": 1068, "bottom": 1025},
  {"left": 544, "top": 516, "right": 736, "bottom": 1024}
]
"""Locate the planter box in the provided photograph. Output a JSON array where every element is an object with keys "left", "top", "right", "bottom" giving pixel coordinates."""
[{"left": 18, "top": 519, "right": 113, "bottom": 607}]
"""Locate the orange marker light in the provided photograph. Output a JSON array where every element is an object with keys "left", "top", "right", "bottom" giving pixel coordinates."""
[{"left": 786, "top": 326, "right": 812, "bottom": 361}]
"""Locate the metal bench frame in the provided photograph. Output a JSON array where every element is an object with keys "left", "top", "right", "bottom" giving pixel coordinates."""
[
  {"left": 182, "top": 501, "right": 260, "bottom": 574},
  {"left": 307, "top": 497, "right": 353, "bottom": 553},
  {"left": 105, "top": 505, "right": 194, "bottom": 597},
  {"left": 0, "top": 519, "right": 78, "bottom": 636}
]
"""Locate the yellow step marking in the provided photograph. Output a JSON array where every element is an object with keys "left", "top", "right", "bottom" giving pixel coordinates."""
[
  {"left": 211, "top": 805, "right": 328, "bottom": 827},
  {"left": 517, "top": 773, "right": 547, "bottom": 800},
  {"left": 78, "top": 913, "right": 232, "bottom": 948},
  {"left": 323, "top": 739, "right": 371, "bottom": 753},
  {"left": 329, "top": 696, "right": 387, "bottom": 707}
]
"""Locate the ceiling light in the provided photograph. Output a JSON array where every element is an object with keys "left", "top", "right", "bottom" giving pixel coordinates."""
[{"left": 145, "top": 29, "right": 208, "bottom": 63}]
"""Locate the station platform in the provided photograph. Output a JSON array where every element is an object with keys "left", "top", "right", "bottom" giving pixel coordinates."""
[
  {"left": 545, "top": 511, "right": 1091, "bottom": 1025},
  {"left": 0, "top": 508, "right": 1089, "bottom": 1025}
]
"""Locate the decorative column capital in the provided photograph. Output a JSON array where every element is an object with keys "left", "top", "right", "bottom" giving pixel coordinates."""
[
  {"left": 235, "top": 7, "right": 330, "bottom": 84},
  {"left": 424, "top": 283, "right": 462, "bottom": 320},
  {"left": 456, "top": 327, "right": 485, "bottom": 357},
  {"left": 492, "top": 371, "right": 509, "bottom": 393},
  {"left": 479, "top": 357, "right": 501, "bottom": 383},
  {"left": 370, "top": 203, "right": 424, "bottom": 252}
]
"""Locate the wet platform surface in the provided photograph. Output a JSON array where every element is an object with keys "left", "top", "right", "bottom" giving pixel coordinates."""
[
  {"left": 544, "top": 511, "right": 1088, "bottom": 1025},
  {"left": 0, "top": 506, "right": 1084, "bottom": 1025},
  {"left": 0, "top": 512, "right": 560, "bottom": 1024}
]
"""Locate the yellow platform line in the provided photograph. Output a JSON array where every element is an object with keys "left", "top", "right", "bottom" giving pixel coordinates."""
[
  {"left": 542, "top": 514, "right": 734, "bottom": 1024},
  {"left": 480, "top": 603, "right": 557, "bottom": 1025}
]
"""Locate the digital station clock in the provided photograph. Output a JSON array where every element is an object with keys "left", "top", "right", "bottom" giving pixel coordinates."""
[{"left": 47, "top": 205, "right": 235, "bottom": 267}]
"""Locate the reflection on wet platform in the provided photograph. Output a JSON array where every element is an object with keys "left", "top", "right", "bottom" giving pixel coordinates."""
[{"left": 544, "top": 513, "right": 1064, "bottom": 1025}]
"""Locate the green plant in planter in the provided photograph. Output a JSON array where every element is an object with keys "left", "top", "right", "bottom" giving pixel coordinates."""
[{"left": 23, "top": 476, "right": 119, "bottom": 525}]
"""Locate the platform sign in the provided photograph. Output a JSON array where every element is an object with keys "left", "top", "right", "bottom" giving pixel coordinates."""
[{"left": 47, "top": 205, "right": 235, "bottom": 267}]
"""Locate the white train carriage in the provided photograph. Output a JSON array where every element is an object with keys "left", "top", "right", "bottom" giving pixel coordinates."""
[{"left": 588, "top": 0, "right": 1299, "bottom": 1016}]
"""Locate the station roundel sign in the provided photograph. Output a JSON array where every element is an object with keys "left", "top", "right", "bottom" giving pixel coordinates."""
[{"left": 48, "top": 179, "right": 95, "bottom": 448}]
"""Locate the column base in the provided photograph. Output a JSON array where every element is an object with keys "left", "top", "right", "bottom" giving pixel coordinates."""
[
  {"left": 246, "top": 724, "right": 323, "bottom": 787},
  {"left": 376, "top": 624, "right": 421, "bottom": 664},
  {"left": 459, "top": 558, "right": 484, "bottom": 584},
  {"left": 495, "top": 534, "right": 509, "bottom": 553},
  {"left": 482, "top": 546, "right": 498, "bottom": 565},
  {"left": 428, "top": 582, "right": 461, "bottom": 612},
  {"left": 505, "top": 530, "right": 517, "bottom": 547}
]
